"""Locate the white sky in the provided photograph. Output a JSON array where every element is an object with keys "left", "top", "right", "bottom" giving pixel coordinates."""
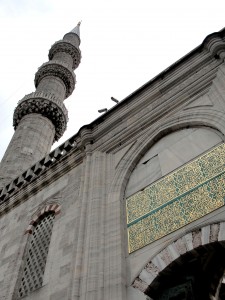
[{"left": 0, "top": 0, "right": 225, "bottom": 159}]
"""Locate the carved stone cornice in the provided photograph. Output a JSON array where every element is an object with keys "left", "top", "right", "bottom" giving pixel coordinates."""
[
  {"left": 13, "top": 91, "right": 68, "bottom": 141},
  {"left": 49, "top": 40, "right": 81, "bottom": 70},
  {"left": 204, "top": 32, "right": 225, "bottom": 60},
  {"left": 0, "top": 135, "right": 81, "bottom": 211},
  {"left": 34, "top": 60, "right": 76, "bottom": 98}
]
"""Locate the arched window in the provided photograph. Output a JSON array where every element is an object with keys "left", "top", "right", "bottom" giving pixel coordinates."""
[{"left": 17, "top": 211, "right": 56, "bottom": 298}]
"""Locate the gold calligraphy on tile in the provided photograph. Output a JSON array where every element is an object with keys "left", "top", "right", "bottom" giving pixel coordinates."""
[{"left": 126, "top": 143, "right": 225, "bottom": 253}]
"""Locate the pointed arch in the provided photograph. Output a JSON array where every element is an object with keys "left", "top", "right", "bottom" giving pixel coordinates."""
[
  {"left": 112, "top": 109, "right": 225, "bottom": 200},
  {"left": 104, "top": 109, "right": 225, "bottom": 299},
  {"left": 132, "top": 222, "right": 225, "bottom": 294},
  {"left": 16, "top": 203, "right": 61, "bottom": 298},
  {"left": 25, "top": 203, "right": 61, "bottom": 234}
]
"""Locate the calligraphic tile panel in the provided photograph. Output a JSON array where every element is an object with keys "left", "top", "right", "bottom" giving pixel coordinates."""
[
  {"left": 126, "top": 143, "right": 225, "bottom": 253},
  {"left": 126, "top": 143, "right": 225, "bottom": 224}
]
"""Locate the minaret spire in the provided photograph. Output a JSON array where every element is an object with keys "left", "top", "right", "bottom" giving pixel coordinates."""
[
  {"left": 70, "top": 21, "right": 81, "bottom": 37},
  {"left": 0, "top": 25, "right": 82, "bottom": 188}
]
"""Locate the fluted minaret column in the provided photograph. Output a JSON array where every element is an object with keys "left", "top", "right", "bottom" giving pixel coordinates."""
[{"left": 0, "top": 23, "right": 81, "bottom": 188}]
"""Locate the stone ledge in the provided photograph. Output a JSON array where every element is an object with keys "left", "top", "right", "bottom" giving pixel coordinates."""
[
  {"left": 49, "top": 40, "right": 81, "bottom": 70},
  {"left": 34, "top": 60, "right": 76, "bottom": 98},
  {"left": 14, "top": 91, "right": 68, "bottom": 141}
]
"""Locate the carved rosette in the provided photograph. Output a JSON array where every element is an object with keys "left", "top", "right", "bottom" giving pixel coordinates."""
[
  {"left": 34, "top": 60, "right": 76, "bottom": 98},
  {"left": 13, "top": 92, "right": 68, "bottom": 141},
  {"left": 49, "top": 40, "right": 81, "bottom": 70}
]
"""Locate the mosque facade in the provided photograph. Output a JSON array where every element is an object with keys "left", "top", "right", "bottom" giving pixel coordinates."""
[{"left": 0, "top": 25, "right": 225, "bottom": 299}]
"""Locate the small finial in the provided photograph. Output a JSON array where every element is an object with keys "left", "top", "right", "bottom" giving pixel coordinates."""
[{"left": 78, "top": 21, "right": 82, "bottom": 26}]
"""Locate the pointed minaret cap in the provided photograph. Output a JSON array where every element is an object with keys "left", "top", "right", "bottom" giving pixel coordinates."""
[
  {"left": 70, "top": 21, "right": 81, "bottom": 40},
  {"left": 63, "top": 21, "right": 81, "bottom": 46}
]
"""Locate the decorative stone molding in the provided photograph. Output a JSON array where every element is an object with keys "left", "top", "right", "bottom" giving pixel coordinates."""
[
  {"left": 34, "top": 60, "right": 76, "bottom": 98},
  {"left": 204, "top": 33, "right": 225, "bottom": 60},
  {"left": 20, "top": 91, "right": 67, "bottom": 110},
  {"left": 132, "top": 222, "right": 225, "bottom": 294},
  {"left": 25, "top": 203, "right": 61, "bottom": 234},
  {"left": 13, "top": 92, "right": 68, "bottom": 141},
  {"left": 0, "top": 136, "right": 77, "bottom": 203},
  {"left": 49, "top": 40, "right": 81, "bottom": 70}
]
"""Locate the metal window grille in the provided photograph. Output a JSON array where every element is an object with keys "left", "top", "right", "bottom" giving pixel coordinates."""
[{"left": 17, "top": 213, "right": 55, "bottom": 298}]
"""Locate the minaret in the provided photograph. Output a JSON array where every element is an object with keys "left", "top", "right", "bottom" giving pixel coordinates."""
[{"left": 0, "top": 23, "right": 81, "bottom": 188}]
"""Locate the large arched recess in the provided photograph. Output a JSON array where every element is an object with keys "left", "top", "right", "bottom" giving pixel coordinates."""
[
  {"left": 105, "top": 108, "right": 225, "bottom": 299},
  {"left": 111, "top": 108, "right": 225, "bottom": 202}
]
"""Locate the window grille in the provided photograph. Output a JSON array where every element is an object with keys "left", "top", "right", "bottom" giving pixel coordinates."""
[{"left": 17, "top": 212, "right": 55, "bottom": 298}]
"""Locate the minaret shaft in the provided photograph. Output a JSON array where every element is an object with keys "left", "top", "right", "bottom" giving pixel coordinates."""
[
  {"left": 53, "top": 52, "right": 74, "bottom": 66},
  {"left": 36, "top": 76, "right": 66, "bottom": 100},
  {"left": 0, "top": 114, "right": 55, "bottom": 187},
  {"left": 0, "top": 24, "right": 81, "bottom": 188}
]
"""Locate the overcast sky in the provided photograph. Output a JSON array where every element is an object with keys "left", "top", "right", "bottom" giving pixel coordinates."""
[{"left": 0, "top": 0, "right": 225, "bottom": 159}]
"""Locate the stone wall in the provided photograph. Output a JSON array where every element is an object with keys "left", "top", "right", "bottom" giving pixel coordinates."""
[
  {"left": 0, "top": 164, "right": 82, "bottom": 299},
  {"left": 1, "top": 30, "right": 225, "bottom": 300}
]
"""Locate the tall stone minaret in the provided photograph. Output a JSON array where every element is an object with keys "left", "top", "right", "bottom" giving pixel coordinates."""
[{"left": 0, "top": 23, "right": 81, "bottom": 188}]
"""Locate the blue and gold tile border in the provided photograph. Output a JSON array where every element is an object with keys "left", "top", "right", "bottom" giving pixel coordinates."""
[{"left": 126, "top": 143, "right": 225, "bottom": 253}]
